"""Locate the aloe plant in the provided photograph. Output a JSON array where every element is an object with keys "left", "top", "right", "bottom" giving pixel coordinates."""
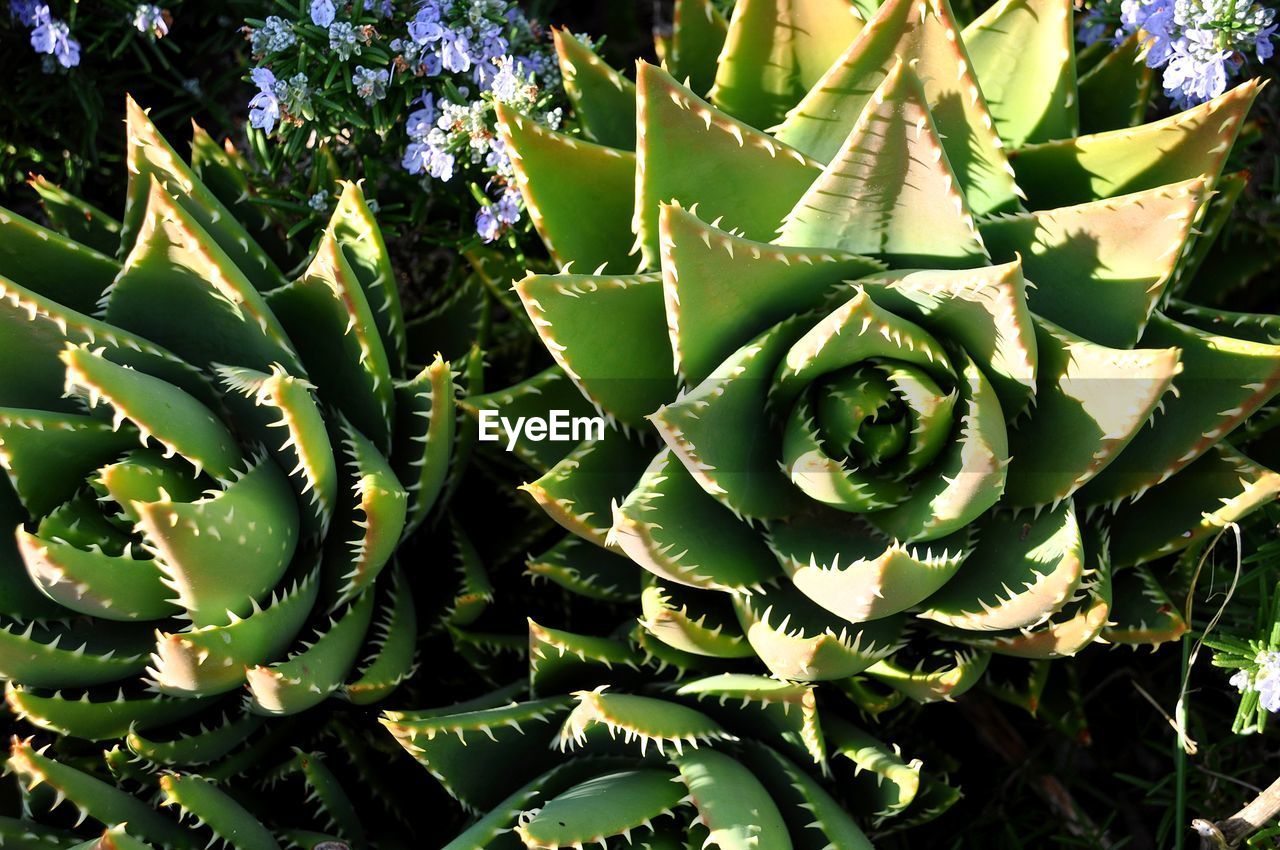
[
  {"left": 485, "top": 0, "right": 1280, "bottom": 680},
  {"left": 0, "top": 97, "right": 464, "bottom": 847},
  {"left": 379, "top": 0, "right": 1280, "bottom": 843}
]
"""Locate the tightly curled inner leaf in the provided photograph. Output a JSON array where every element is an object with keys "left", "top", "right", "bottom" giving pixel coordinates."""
[
  {"left": 494, "top": 0, "right": 1278, "bottom": 684},
  {"left": 0, "top": 101, "right": 449, "bottom": 726}
]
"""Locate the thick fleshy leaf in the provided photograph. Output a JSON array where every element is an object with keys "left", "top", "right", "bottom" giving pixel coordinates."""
[
  {"left": 218, "top": 365, "right": 336, "bottom": 538},
  {"left": 659, "top": 201, "right": 883, "bottom": 386},
  {"left": 1102, "top": 566, "right": 1187, "bottom": 647},
  {"left": 0, "top": 205, "right": 119, "bottom": 315},
  {"left": 669, "top": 0, "right": 730, "bottom": 94},
  {"left": 8, "top": 739, "right": 197, "bottom": 849},
  {"left": 393, "top": 355, "right": 455, "bottom": 537},
  {"left": 554, "top": 28, "right": 637, "bottom": 149},
  {"left": 188, "top": 122, "right": 287, "bottom": 268},
  {"left": 345, "top": 566, "right": 417, "bottom": 704},
  {"left": 1107, "top": 446, "right": 1280, "bottom": 567},
  {"left": 557, "top": 687, "right": 737, "bottom": 755},
  {"left": 777, "top": 60, "right": 989, "bottom": 269},
  {"left": 527, "top": 536, "right": 641, "bottom": 602},
  {"left": 680, "top": 675, "right": 825, "bottom": 767},
  {"left": 126, "top": 713, "right": 264, "bottom": 766},
  {"left": 26, "top": 173, "right": 122, "bottom": 255},
  {"left": 959, "top": 527, "right": 1112, "bottom": 658},
  {"left": 610, "top": 450, "right": 780, "bottom": 593},
  {"left": 516, "top": 769, "right": 686, "bottom": 849},
  {"left": 920, "top": 502, "right": 1085, "bottom": 630},
  {"left": 323, "top": 421, "right": 408, "bottom": 606},
  {"left": 1081, "top": 313, "right": 1280, "bottom": 505},
  {"left": 0, "top": 273, "right": 202, "bottom": 414},
  {"left": 980, "top": 178, "right": 1208, "bottom": 347},
  {"left": 158, "top": 774, "right": 281, "bottom": 850},
  {"left": 860, "top": 259, "right": 1038, "bottom": 415},
  {"left": 742, "top": 742, "right": 875, "bottom": 849},
  {"left": 521, "top": 426, "right": 653, "bottom": 547},
  {"left": 774, "top": 0, "right": 1021, "bottom": 215},
  {"left": 133, "top": 456, "right": 299, "bottom": 627},
  {"left": 735, "top": 582, "right": 904, "bottom": 680},
  {"left": 0, "top": 409, "right": 139, "bottom": 516},
  {"left": 328, "top": 181, "right": 408, "bottom": 376},
  {"left": 769, "top": 512, "right": 968, "bottom": 622},
  {"left": 1002, "top": 320, "right": 1180, "bottom": 507},
  {"left": 1169, "top": 171, "right": 1248, "bottom": 299},
  {"left": 961, "top": 0, "right": 1077, "bottom": 146},
  {"left": 826, "top": 718, "right": 921, "bottom": 817},
  {"left": 635, "top": 62, "right": 823, "bottom": 268},
  {"left": 652, "top": 317, "right": 809, "bottom": 521},
  {"left": 121, "top": 98, "right": 284, "bottom": 290},
  {"left": 640, "top": 581, "right": 754, "bottom": 658},
  {"left": 529, "top": 620, "right": 640, "bottom": 695},
  {"left": 148, "top": 570, "right": 318, "bottom": 697},
  {"left": 267, "top": 228, "right": 395, "bottom": 452},
  {"left": 1077, "top": 32, "right": 1154, "bottom": 134},
  {"left": 61, "top": 344, "right": 242, "bottom": 480},
  {"left": 105, "top": 178, "right": 305, "bottom": 379},
  {"left": 0, "top": 619, "right": 150, "bottom": 687},
  {"left": 708, "top": 0, "right": 864, "bottom": 129},
  {"left": 246, "top": 587, "right": 375, "bottom": 715},
  {"left": 4, "top": 684, "right": 211, "bottom": 741},
  {"left": 496, "top": 103, "right": 638, "bottom": 273},
  {"left": 17, "top": 528, "right": 176, "bottom": 621},
  {"left": 1010, "top": 80, "right": 1258, "bottom": 208},
  {"left": 515, "top": 271, "right": 674, "bottom": 425},
  {"left": 381, "top": 698, "right": 571, "bottom": 810},
  {"left": 674, "top": 748, "right": 793, "bottom": 850},
  {"left": 866, "top": 644, "right": 990, "bottom": 702}
]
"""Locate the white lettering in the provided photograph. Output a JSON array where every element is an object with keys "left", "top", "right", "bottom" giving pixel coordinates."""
[{"left": 478, "top": 409, "right": 607, "bottom": 452}]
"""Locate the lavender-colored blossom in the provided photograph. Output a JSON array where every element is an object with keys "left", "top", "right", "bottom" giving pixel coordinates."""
[
  {"left": 352, "top": 65, "right": 390, "bottom": 104},
  {"left": 406, "top": 95, "right": 438, "bottom": 140},
  {"left": 251, "top": 16, "right": 296, "bottom": 54},
  {"left": 475, "top": 205, "right": 500, "bottom": 241},
  {"left": 441, "top": 30, "right": 472, "bottom": 72},
  {"left": 133, "top": 4, "right": 168, "bottom": 37},
  {"left": 248, "top": 67, "right": 281, "bottom": 133},
  {"left": 310, "top": 0, "right": 336, "bottom": 27},
  {"left": 329, "top": 21, "right": 361, "bottom": 60},
  {"left": 31, "top": 15, "right": 79, "bottom": 68},
  {"left": 494, "top": 187, "right": 521, "bottom": 225},
  {"left": 308, "top": 190, "right": 331, "bottom": 213},
  {"left": 422, "top": 52, "right": 443, "bottom": 76},
  {"left": 1163, "top": 28, "right": 1231, "bottom": 106}
]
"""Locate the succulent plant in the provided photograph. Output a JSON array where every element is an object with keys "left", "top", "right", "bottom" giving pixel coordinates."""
[
  {"left": 0, "top": 98, "right": 461, "bottom": 846},
  {"left": 490, "top": 0, "right": 1280, "bottom": 680},
  {"left": 380, "top": 0, "right": 1280, "bottom": 843}
]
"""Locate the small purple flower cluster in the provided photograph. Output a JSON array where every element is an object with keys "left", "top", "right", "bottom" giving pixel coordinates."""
[
  {"left": 243, "top": 0, "right": 564, "bottom": 243},
  {"left": 133, "top": 3, "right": 169, "bottom": 39},
  {"left": 1081, "top": 0, "right": 1276, "bottom": 106},
  {"left": 394, "top": 1, "right": 568, "bottom": 242},
  {"left": 9, "top": 1, "right": 81, "bottom": 69}
]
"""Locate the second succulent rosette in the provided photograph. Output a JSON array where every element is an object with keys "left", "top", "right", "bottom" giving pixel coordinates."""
[{"left": 476, "top": 0, "right": 1280, "bottom": 688}]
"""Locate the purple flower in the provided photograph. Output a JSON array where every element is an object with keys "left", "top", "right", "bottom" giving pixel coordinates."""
[
  {"left": 352, "top": 65, "right": 390, "bottom": 104},
  {"left": 1258, "top": 23, "right": 1277, "bottom": 60},
  {"left": 441, "top": 31, "right": 472, "bottom": 72},
  {"left": 406, "top": 95, "right": 438, "bottom": 140},
  {"left": 31, "top": 15, "right": 79, "bottom": 68},
  {"left": 494, "top": 188, "right": 521, "bottom": 225},
  {"left": 310, "top": 0, "right": 336, "bottom": 27},
  {"left": 422, "top": 52, "right": 443, "bottom": 76},
  {"left": 133, "top": 4, "right": 169, "bottom": 38},
  {"left": 1163, "top": 29, "right": 1231, "bottom": 106},
  {"left": 248, "top": 67, "right": 281, "bottom": 133},
  {"left": 475, "top": 206, "right": 500, "bottom": 242}
]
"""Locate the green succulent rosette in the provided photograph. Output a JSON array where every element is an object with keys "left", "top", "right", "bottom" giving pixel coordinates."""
[
  {"left": 482, "top": 0, "right": 1280, "bottom": 686},
  {"left": 0, "top": 98, "right": 457, "bottom": 741}
]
